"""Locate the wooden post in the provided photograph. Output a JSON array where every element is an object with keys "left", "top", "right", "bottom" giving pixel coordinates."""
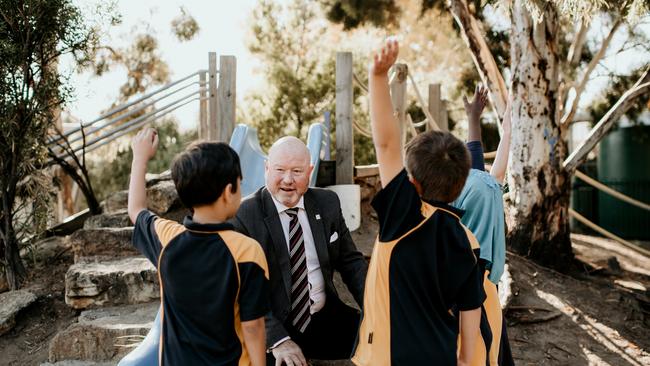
[
  {"left": 428, "top": 84, "right": 448, "bottom": 131},
  {"left": 441, "top": 100, "right": 449, "bottom": 131},
  {"left": 335, "top": 52, "right": 354, "bottom": 185},
  {"left": 208, "top": 52, "right": 218, "bottom": 141},
  {"left": 389, "top": 64, "right": 408, "bottom": 148},
  {"left": 199, "top": 71, "right": 208, "bottom": 139},
  {"left": 218, "top": 55, "right": 236, "bottom": 142}
]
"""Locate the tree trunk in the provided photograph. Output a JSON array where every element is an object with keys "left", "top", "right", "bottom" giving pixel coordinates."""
[
  {"left": 1, "top": 217, "right": 27, "bottom": 290},
  {"left": 506, "top": 0, "right": 573, "bottom": 269}
]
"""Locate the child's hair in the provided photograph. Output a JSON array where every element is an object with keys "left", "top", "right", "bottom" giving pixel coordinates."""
[
  {"left": 405, "top": 131, "right": 470, "bottom": 203},
  {"left": 171, "top": 141, "right": 242, "bottom": 208}
]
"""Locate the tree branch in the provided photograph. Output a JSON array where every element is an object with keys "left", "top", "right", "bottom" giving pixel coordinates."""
[
  {"left": 564, "top": 66, "right": 650, "bottom": 172},
  {"left": 447, "top": 0, "right": 509, "bottom": 122},
  {"left": 561, "top": 17, "right": 623, "bottom": 125}
]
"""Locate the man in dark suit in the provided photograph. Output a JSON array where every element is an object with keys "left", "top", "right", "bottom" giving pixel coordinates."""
[{"left": 231, "top": 136, "right": 368, "bottom": 366}]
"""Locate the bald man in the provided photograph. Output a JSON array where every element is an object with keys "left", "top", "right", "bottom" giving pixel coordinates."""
[{"left": 231, "top": 137, "right": 368, "bottom": 366}]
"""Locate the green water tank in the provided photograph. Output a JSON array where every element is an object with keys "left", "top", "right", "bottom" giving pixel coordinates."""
[{"left": 597, "top": 125, "right": 650, "bottom": 240}]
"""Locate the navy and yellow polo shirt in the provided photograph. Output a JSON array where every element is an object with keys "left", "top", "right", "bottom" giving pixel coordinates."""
[
  {"left": 133, "top": 210, "right": 269, "bottom": 366},
  {"left": 352, "top": 169, "right": 485, "bottom": 366}
]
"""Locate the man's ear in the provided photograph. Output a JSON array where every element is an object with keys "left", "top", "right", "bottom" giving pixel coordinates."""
[
  {"left": 308, "top": 164, "right": 314, "bottom": 176},
  {"left": 408, "top": 176, "right": 423, "bottom": 196}
]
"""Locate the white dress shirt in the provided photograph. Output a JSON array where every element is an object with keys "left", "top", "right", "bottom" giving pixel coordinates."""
[{"left": 271, "top": 195, "right": 327, "bottom": 314}]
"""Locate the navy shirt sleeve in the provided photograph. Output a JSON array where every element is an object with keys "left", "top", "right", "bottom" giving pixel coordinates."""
[
  {"left": 454, "top": 247, "right": 486, "bottom": 311},
  {"left": 238, "top": 262, "right": 269, "bottom": 321},
  {"left": 132, "top": 209, "right": 163, "bottom": 265},
  {"left": 371, "top": 169, "right": 424, "bottom": 242},
  {"left": 466, "top": 141, "right": 485, "bottom": 171}
]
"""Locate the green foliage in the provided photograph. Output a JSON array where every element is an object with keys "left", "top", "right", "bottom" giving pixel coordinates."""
[
  {"left": 0, "top": 0, "right": 105, "bottom": 289},
  {"left": 244, "top": 0, "right": 376, "bottom": 165},
  {"left": 89, "top": 119, "right": 197, "bottom": 200},
  {"left": 323, "top": 0, "right": 400, "bottom": 29}
]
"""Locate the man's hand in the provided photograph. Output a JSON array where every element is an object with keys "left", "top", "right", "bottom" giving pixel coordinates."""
[
  {"left": 131, "top": 127, "right": 159, "bottom": 163},
  {"left": 272, "top": 339, "right": 307, "bottom": 366},
  {"left": 370, "top": 38, "right": 399, "bottom": 77}
]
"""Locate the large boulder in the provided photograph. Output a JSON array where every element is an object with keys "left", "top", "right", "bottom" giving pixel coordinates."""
[
  {"left": 0, "top": 290, "right": 38, "bottom": 335},
  {"left": 48, "top": 302, "right": 158, "bottom": 363},
  {"left": 101, "top": 191, "right": 129, "bottom": 214},
  {"left": 83, "top": 210, "right": 132, "bottom": 230},
  {"left": 68, "top": 227, "right": 137, "bottom": 262},
  {"left": 146, "top": 180, "right": 182, "bottom": 214},
  {"left": 65, "top": 257, "right": 158, "bottom": 309}
]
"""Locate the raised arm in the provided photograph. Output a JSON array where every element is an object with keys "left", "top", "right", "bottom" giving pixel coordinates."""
[
  {"left": 369, "top": 38, "right": 403, "bottom": 187},
  {"left": 128, "top": 127, "right": 159, "bottom": 224},
  {"left": 490, "top": 98, "right": 512, "bottom": 183},
  {"left": 463, "top": 85, "right": 488, "bottom": 171}
]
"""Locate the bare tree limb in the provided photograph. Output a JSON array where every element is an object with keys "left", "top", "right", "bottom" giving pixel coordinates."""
[
  {"left": 447, "top": 0, "right": 508, "bottom": 122},
  {"left": 564, "top": 66, "right": 650, "bottom": 172},
  {"left": 561, "top": 17, "right": 623, "bottom": 125},
  {"left": 567, "top": 20, "right": 589, "bottom": 66}
]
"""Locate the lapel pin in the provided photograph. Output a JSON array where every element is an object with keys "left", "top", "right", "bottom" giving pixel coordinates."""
[{"left": 315, "top": 214, "right": 321, "bottom": 220}]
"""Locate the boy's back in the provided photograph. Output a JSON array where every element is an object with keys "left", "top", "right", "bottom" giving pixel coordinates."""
[
  {"left": 133, "top": 211, "right": 269, "bottom": 365},
  {"left": 352, "top": 170, "right": 484, "bottom": 366}
]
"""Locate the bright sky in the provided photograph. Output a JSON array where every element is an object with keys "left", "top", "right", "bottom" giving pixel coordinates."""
[
  {"left": 66, "top": 0, "right": 267, "bottom": 131},
  {"left": 64, "top": 1, "right": 649, "bottom": 132}
]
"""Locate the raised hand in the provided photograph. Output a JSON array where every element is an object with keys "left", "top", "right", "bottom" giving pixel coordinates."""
[
  {"left": 131, "top": 127, "right": 159, "bottom": 162},
  {"left": 370, "top": 38, "right": 399, "bottom": 76},
  {"left": 463, "top": 84, "right": 489, "bottom": 125}
]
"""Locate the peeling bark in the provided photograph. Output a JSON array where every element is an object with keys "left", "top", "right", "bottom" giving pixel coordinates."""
[{"left": 507, "top": 0, "right": 573, "bottom": 269}]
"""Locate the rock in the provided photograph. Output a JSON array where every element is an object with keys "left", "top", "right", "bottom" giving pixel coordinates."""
[
  {"left": 68, "top": 227, "right": 137, "bottom": 262},
  {"left": 83, "top": 210, "right": 132, "bottom": 230},
  {"left": 0, "top": 290, "right": 38, "bottom": 335},
  {"left": 145, "top": 170, "right": 172, "bottom": 187},
  {"left": 65, "top": 257, "right": 158, "bottom": 309},
  {"left": 48, "top": 302, "right": 158, "bottom": 363},
  {"left": 146, "top": 180, "right": 181, "bottom": 214},
  {"left": 101, "top": 190, "right": 129, "bottom": 214},
  {"left": 0, "top": 270, "right": 8, "bottom": 294}
]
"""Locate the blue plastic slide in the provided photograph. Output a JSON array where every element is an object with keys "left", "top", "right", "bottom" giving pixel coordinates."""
[{"left": 118, "top": 123, "right": 324, "bottom": 366}]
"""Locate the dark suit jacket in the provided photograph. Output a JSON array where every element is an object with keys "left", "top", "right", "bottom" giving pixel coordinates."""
[{"left": 230, "top": 187, "right": 368, "bottom": 347}]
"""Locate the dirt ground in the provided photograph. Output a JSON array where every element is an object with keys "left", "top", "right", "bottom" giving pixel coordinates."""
[{"left": 1, "top": 201, "right": 649, "bottom": 365}]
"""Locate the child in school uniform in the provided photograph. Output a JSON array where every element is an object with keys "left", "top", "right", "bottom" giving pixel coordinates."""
[
  {"left": 352, "top": 38, "right": 484, "bottom": 366},
  {"left": 454, "top": 86, "right": 515, "bottom": 365},
  {"left": 128, "top": 128, "right": 268, "bottom": 366}
]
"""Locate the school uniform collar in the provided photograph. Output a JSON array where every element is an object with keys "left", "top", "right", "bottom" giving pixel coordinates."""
[
  {"left": 423, "top": 199, "right": 465, "bottom": 219},
  {"left": 183, "top": 216, "right": 235, "bottom": 232}
]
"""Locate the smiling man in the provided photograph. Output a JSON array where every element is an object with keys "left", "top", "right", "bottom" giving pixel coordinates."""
[{"left": 231, "top": 136, "right": 368, "bottom": 366}]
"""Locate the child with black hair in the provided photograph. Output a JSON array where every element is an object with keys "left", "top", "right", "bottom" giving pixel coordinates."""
[{"left": 128, "top": 128, "right": 268, "bottom": 366}]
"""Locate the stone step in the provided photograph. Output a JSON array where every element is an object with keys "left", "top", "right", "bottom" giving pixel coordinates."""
[
  {"left": 48, "top": 302, "right": 159, "bottom": 363},
  {"left": 42, "top": 361, "right": 114, "bottom": 366},
  {"left": 0, "top": 290, "right": 38, "bottom": 336},
  {"left": 68, "top": 227, "right": 137, "bottom": 262},
  {"left": 65, "top": 257, "right": 158, "bottom": 309},
  {"left": 83, "top": 209, "right": 132, "bottom": 230},
  {"left": 102, "top": 181, "right": 181, "bottom": 215}
]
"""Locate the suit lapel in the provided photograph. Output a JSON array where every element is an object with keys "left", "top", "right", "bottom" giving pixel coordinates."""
[
  {"left": 304, "top": 190, "right": 331, "bottom": 280},
  {"left": 261, "top": 189, "right": 292, "bottom": 301}
]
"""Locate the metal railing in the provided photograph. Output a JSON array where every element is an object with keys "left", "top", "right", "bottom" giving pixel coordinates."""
[{"left": 47, "top": 70, "right": 208, "bottom": 163}]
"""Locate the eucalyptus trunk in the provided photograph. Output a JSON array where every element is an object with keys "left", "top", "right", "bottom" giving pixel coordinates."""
[{"left": 506, "top": 0, "right": 573, "bottom": 269}]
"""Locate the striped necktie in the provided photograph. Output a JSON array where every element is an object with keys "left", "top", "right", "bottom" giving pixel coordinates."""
[{"left": 285, "top": 208, "right": 311, "bottom": 333}]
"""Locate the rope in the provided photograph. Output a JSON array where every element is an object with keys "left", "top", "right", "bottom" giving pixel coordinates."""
[
  {"left": 569, "top": 208, "right": 650, "bottom": 257},
  {"left": 407, "top": 73, "right": 440, "bottom": 131},
  {"left": 353, "top": 119, "right": 373, "bottom": 138},
  {"left": 353, "top": 72, "right": 368, "bottom": 94},
  {"left": 574, "top": 170, "right": 650, "bottom": 211}
]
